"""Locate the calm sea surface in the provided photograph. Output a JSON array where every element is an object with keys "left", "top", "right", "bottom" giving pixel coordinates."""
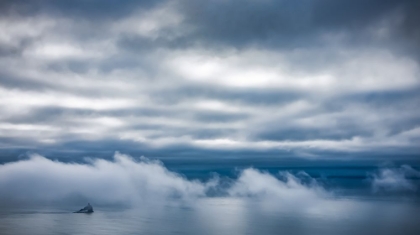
[
  {"left": 1, "top": 197, "right": 420, "bottom": 235},
  {"left": 1, "top": 165, "right": 419, "bottom": 235}
]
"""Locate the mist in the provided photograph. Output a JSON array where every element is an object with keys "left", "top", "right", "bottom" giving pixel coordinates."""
[
  {"left": 0, "top": 152, "right": 418, "bottom": 210},
  {"left": 371, "top": 165, "right": 420, "bottom": 193},
  {"left": 0, "top": 153, "right": 206, "bottom": 206}
]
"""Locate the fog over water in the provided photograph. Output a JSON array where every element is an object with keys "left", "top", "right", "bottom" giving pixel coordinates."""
[
  {"left": 1, "top": 152, "right": 419, "bottom": 206},
  {"left": 0, "top": 153, "right": 328, "bottom": 206},
  {"left": 1, "top": 153, "right": 420, "bottom": 235}
]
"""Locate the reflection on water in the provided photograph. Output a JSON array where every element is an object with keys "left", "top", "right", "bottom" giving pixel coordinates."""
[{"left": 1, "top": 197, "right": 419, "bottom": 235}]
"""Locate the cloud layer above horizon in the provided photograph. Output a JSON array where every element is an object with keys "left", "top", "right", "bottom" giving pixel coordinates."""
[
  {"left": 0, "top": 153, "right": 418, "bottom": 208},
  {"left": 0, "top": 0, "right": 419, "bottom": 159}
]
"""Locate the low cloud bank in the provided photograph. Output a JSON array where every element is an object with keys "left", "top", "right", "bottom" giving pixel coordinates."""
[
  {"left": 371, "top": 165, "right": 420, "bottom": 193},
  {"left": 0, "top": 153, "right": 206, "bottom": 206},
  {"left": 0, "top": 153, "right": 328, "bottom": 207},
  {"left": 229, "top": 169, "right": 327, "bottom": 206},
  {"left": 1, "top": 153, "right": 418, "bottom": 208}
]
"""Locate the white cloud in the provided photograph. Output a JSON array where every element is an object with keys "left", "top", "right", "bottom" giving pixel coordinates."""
[
  {"left": 24, "top": 43, "right": 103, "bottom": 60},
  {"left": 0, "top": 87, "right": 137, "bottom": 110},
  {"left": 0, "top": 152, "right": 338, "bottom": 214},
  {"left": 167, "top": 48, "right": 420, "bottom": 93},
  {"left": 371, "top": 165, "right": 419, "bottom": 193},
  {"left": 0, "top": 153, "right": 206, "bottom": 206},
  {"left": 229, "top": 168, "right": 326, "bottom": 201}
]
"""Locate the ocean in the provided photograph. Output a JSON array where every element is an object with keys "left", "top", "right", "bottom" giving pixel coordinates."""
[
  {"left": 1, "top": 156, "right": 420, "bottom": 235},
  {"left": 1, "top": 197, "right": 420, "bottom": 235}
]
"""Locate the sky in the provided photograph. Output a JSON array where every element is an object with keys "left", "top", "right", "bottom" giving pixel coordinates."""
[{"left": 0, "top": 0, "right": 419, "bottom": 162}]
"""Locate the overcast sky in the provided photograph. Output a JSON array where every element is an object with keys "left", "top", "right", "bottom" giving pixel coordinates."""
[{"left": 0, "top": 0, "right": 419, "bottom": 161}]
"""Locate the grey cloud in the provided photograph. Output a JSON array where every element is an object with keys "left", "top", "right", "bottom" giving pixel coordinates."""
[
  {"left": 254, "top": 125, "right": 373, "bottom": 142},
  {"left": 46, "top": 60, "right": 91, "bottom": 74},
  {"left": 192, "top": 112, "right": 248, "bottom": 123},
  {"left": 371, "top": 165, "right": 420, "bottom": 193},
  {"left": 0, "top": 71, "right": 51, "bottom": 90},
  {"left": 1, "top": 0, "right": 419, "bottom": 53},
  {"left": 0, "top": 0, "right": 160, "bottom": 19},
  {"left": 180, "top": 0, "right": 420, "bottom": 49},
  {"left": 151, "top": 84, "right": 302, "bottom": 106},
  {"left": 0, "top": 0, "right": 419, "bottom": 160},
  {"left": 116, "top": 31, "right": 193, "bottom": 53},
  {"left": 0, "top": 39, "right": 30, "bottom": 57}
]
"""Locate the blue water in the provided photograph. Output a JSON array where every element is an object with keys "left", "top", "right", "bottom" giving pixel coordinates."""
[{"left": 1, "top": 197, "right": 420, "bottom": 235}]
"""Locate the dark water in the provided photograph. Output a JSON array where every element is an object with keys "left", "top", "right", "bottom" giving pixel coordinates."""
[{"left": 1, "top": 197, "right": 420, "bottom": 235}]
